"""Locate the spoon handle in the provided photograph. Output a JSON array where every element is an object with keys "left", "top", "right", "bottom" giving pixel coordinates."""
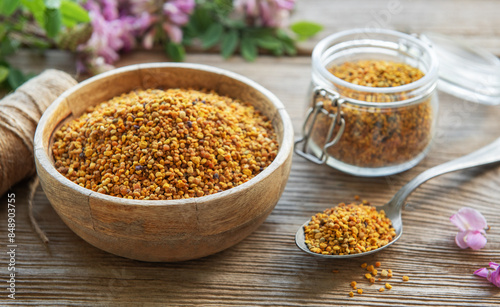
[{"left": 390, "top": 137, "right": 500, "bottom": 210}]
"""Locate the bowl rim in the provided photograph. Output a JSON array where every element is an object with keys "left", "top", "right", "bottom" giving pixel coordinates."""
[{"left": 34, "top": 62, "right": 294, "bottom": 206}]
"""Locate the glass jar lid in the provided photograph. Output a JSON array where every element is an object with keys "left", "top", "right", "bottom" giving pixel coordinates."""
[{"left": 421, "top": 33, "right": 500, "bottom": 105}]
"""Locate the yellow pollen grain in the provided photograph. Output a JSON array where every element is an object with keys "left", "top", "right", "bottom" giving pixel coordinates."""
[
  {"left": 52, "top": 89, "right": 278, "bottom": 201},
  {"left": 303, "top": 203, "right": 395, "bottom": 255}
]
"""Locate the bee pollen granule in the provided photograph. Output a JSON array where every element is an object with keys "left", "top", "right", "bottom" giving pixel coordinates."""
[
  {"left": 316, "top": 60, "right": 433, "bottom": 169},
  {"left": 52, "top": 88, "right": 278, "bottom": 200},
  {"left": 304, "top": 203, "right": 396, "bottom": 255}
]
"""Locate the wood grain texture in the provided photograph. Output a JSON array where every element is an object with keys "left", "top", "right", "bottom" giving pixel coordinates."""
[
  {"left": 2, "top": 0, "right": 500, "bottom": 304},
  {"left": 292, "top": 0, "right": 500, "bottom": 56}
]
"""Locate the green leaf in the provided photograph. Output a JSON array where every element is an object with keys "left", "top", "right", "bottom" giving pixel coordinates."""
[
  {"left": 282, "top": 39, "right": 297, "bottom": 56},
  {"left": 165, "top": 42, "right": 185, "bottom": 62},
  {"left": 272, "top": 44, "right": 284, "bottom": 56},
  {"left": 255, "top": 35, "right": 282, "bottom": 51},
  {"left": 182, "top": 23, "right": 198, "bottom": 40},
  {"left": 276, "top": 29, "right": 297, "bottom": 55},
  {"left": 44, "top": 8, "right": 62, "bottom": 38},
  {"left": 240, "top": 36, "right": 257, "bottom": 62},
  {"left": 201, "top": 23, "right": 223, "bottom": 49},
  {"left": 60, "top": 0, "right": 89, "bottom": 27},
  {"left": 290, "top": 21, "right": 323, "bottom": 40},
  {"left": 276, "top": 29, "right": 288, "bottom": 39},
  {"left": 0, "top": 37, "right": 20, "bottom": 56},
  {"left": 222, "top": 19, "right": 246, "bottom": 29},
  {"left": 22, "top": 0, "right": 46, "bottom": 27},
  {"left": 182, "top": 36, "right": 193, "bottom": 46},
  {"left": 0, "top": 0, "right": 21, "bottom": 16},
  {"left": 189, "top": 6, "right": 213, "bottom": 34},
  {"left": 0, "top": 25, "right": 8, "bottom": 41},
  {"left": 246, "top": 27, "right": 273, "bottom": 37},
  {"left": 0, "top": 66, "right": 9, "bottom": 83},
  {"left": 28, "top": 35, "right": 52, "bottom": 49},
  {"left": 7, "top": 68, "right": 26, "bottom": 89},
  {"left": 276, "top": 29, "right": 293, "bottom": 42},
  {"left": 220, "top": 29, "right": 238, "bottom": 59},
  {"left": 213, "top": 0, "right": 233, "bottom": 15}
]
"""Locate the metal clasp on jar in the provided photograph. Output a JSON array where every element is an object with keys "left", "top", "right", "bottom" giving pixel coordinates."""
[{"left": 294, "top": 87, "right": 345, "bottom": 165}]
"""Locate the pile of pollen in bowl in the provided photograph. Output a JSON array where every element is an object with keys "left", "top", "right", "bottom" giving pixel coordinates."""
[{"left": 52, "top": 88, "right": 279, "bottom": 200}]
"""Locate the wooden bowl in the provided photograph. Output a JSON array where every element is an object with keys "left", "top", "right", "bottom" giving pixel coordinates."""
[{"left": 34, "top": 63, "right": 293, "bottom": 262}]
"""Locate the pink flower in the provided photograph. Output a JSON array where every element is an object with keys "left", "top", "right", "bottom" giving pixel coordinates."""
[
  {"left": 162, "top": 0, "right": 195, "bottom": 43},
  {"left": 233, "top": 0, "right": 295, "bottom": 28},
  {"left": 162, "top": 23, "right": 183, "bottom": 44},
  {"left": 101, "top": 0, "right": 118, "bottom": 20},
  {"left": 163, "top": 0, "right": 195, "bottom": 25},
  {"left": 450, "top": 207, "right": 488, "bottom": 250},
  {"left": 128, "top": 0, "right": 194, "bottom": 46},
  {"left": 77, "top": 0, "right": 157, "bottom": 72},
  {"left": 83, "top": 9, "right": 121, "bottom": 63},
  {"left": 81, "top": 0, "right": 136, "bottom": 63},
  {"left": 474, "top": 262, "right": 500, "bottom": 287},
  {"left": 142, "top": 28, "right": 156, "bottom": 49}
]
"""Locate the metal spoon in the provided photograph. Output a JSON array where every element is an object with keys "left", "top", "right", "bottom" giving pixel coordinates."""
[{"left": 295, "top": 137, "right": 500, "bottom": 259}]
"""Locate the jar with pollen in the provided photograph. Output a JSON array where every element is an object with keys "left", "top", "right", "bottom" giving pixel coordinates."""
[{"left": 295, "top": 29, "right": 439, "bottom": 176}]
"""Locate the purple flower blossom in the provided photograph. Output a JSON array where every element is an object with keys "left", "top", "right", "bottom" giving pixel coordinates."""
[
  {"left": 162, "top": 23, "right": 183, "bottom": 44},
  {"left": 233, "top": 0, "right": 295, "bottom": 28},
  {"left": 78, "top": 0, "right": 194, "bottom": 72},
  {"left": 142, "top": 27, "right": 157, "bottom": 49},
  {"left": 163, "top": 0, "right": 194, "bottom": 25},
  {"left": 80, "top": 0, "right": 133, "bottom": 64},
  {"left": 75, "top": 0, "right": 295, "bottom": 73},
  {"left": 162, "top": 0, "right": 195, "bottom": 43},
  {"left": 474, "top": 262, "right": 500, "bottom": 288},
  {"left": 129, "top": 0, "right": 194, "bottom": 45},
  {"left": 83, "top": 8, "right": 121, "bottom": 63},
  {"left": 450, "top": 207, "right": 488, "bottom": 250},
  {"left": 78, "top": 0, "right": 156, "bottom": 72},
  {"left": 101, "top": 0, "right": 118, "bottom": 20}
]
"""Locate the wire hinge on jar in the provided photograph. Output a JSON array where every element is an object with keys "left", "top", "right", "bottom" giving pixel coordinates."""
[{"left": 294, "top": 87, "right": 346, "bottom": 165}]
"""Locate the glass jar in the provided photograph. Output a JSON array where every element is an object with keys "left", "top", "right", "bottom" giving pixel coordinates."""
[{"left": 295, "top": 28, "right": 439, "bottom": 176}]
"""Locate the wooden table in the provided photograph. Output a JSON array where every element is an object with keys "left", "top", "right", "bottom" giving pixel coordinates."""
[{"left": 2, "top": 1, "right": 500, "bottom": 305}]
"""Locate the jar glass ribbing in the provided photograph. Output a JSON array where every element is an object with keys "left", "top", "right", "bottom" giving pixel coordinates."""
[{"left": 295, "top": 29, "right": 439, "bottom": 176}]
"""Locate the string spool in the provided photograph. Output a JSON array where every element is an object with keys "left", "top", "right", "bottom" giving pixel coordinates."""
[{"left": 0, "top": 70, "right": 77, "bottom": 196}]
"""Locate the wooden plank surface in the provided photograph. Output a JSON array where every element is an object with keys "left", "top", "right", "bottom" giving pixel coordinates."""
[
  {"left": 1, "top": 0, "right": 500, "bottom": 305},
  {"left": 1, "top": 54, "right": 500, "bottom": 306},
  {"left": 292, "top": 0, "right": 500, "bottom": 55}
]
